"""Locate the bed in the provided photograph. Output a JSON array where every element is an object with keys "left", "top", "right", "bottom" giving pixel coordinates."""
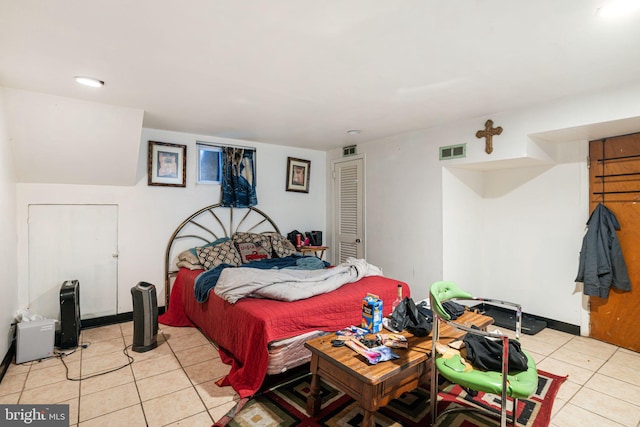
[{"left": 159, "top": 204, "right": 410, "bottom": 398}]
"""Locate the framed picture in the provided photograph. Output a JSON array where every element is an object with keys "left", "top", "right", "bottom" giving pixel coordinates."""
[
  {"left": 148, "top": 141, "right": 186, "bottom": 187},
  {"left": 286, "top": 157, "right": 310, "bottom": 193}
]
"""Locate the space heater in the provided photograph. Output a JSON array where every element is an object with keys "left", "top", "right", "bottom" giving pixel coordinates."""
[
  {"left": 131, "top": 282, "right": 158, "bottom": 352},
  {"left": 57, "top": 280, "right": 81, "bottom": 349}
]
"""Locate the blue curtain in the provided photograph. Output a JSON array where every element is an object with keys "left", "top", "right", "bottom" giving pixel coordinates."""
[{"left": 220, "top": 147, "right": 257, "bottom": 207}]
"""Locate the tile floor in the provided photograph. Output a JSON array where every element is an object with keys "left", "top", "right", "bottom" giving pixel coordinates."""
[{"left": 0, "top": 322, "right": 639, "bottom": 426}]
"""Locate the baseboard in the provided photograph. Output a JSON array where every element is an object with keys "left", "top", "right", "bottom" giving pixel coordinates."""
[
  {"left": 476, "top": 303, "right": 580, "bottom": 336},
  {"left": 80, "top": 307, "right": 165, "bottom": 329}
]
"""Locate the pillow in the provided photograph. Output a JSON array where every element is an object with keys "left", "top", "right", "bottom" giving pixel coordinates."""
[
  {"left": 196, "top": 240, "right": 241, "bottom": 269},
  {"left": 235, "top": 241, "right": 272, "bottom": 264},
  {"left": 232, "top": 232, "right": 273, "bottom": 255},
  {"left": 177, "top": 260, "right": 205, "bottom": 270},
  {"left": 177, "top": 249, "right": 201, "bottom": 265},
  {"left": 266, "top": 232, "right": 297, "bottom": 258},
  {"left": 178, "top": 237, "right": 231, "bottom": 264}
]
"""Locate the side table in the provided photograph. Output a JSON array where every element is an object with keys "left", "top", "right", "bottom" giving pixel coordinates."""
[{"left": 298, "top": 245, "right": 328, "bottom": 259}]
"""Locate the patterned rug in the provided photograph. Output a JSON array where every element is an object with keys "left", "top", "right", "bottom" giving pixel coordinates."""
[{"left": 217, "top": 370, "right": 567, "bottom": 426}]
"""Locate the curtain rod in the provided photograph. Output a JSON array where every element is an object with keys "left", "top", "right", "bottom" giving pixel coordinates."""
[{"left": 196, "top": 140, "right": 256, "bottom": 151}]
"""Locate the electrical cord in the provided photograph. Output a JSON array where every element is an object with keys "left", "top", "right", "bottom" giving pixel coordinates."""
[{"left": 58, "top": 344, "right": 135, "bottom": 381}]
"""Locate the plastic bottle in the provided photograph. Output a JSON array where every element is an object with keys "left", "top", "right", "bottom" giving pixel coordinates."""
[{"left": 391, "top": 284, "right": 403, "bottom": 313}]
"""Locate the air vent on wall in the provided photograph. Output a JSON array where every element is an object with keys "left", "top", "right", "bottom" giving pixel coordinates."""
[
  {"left": 439, "top": 143, "right": 466, "bottom": 160},
  {"left": 343, "top": 145, "right": 357, "bottom": 157}
]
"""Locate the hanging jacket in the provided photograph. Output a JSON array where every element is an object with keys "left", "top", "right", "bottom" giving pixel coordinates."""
[{"left": 575, "top": 203, "right": 631, "bottom": 298}]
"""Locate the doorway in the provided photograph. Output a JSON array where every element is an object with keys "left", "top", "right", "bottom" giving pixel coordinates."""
[
  {"left": 332, "top": 156, "right": 364, "bottom": 263},
  {"left": 588, "top": 134, "right": 640, "bottom": 351},
  {"left": 28, "top": 204, "right": 119, "bottom": 320}
]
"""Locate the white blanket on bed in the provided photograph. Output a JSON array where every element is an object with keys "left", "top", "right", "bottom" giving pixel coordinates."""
[{"left": 214, "top": 257, "right": 383, "bottom": 303}]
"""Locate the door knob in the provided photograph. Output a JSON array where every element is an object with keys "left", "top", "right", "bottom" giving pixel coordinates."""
[{"left": 355, "top": 239, "right": 361, "bottom": 244}]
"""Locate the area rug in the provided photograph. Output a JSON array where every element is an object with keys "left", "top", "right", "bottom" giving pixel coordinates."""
[{"left": 216, "top": 370, "right": 567, "bottom": 426}]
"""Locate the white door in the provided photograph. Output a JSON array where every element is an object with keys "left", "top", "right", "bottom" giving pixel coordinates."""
[
  {"left": 28, "top": 204, "right": 118, "bottom": 320},
  {"left": 333, "top": 157, "right": 364, "bottom": 263}
]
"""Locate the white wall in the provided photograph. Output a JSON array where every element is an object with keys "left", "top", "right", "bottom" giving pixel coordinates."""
[
  {"left": 16, "top": 128, "right": 326, "bottom": 314},
  {"left": 327, "top": 83, "right": 640, "bottom": 331},
  {"left": 0, "top": 89, "right": 18, "bottom": 357}
]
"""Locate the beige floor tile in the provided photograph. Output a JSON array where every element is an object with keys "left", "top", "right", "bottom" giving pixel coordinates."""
[
  {"left": 536, "top": 357, "right": 594, "bottom": 385},
  {"left": 131, "top": 352, "right": 182, "bottom": 380},
  {"left": 166, "top": 331, "right": 210, "bottom": 352},
  {"left": 79, "top": 381, "right": 140, "bottom": 422},
  {"left": 78, "top": 403, "right": 146, "bottom": 427},
  {"left": 6, "top": 361, "right": 32, "bottom": 375},
  {"left": 0, "top": 371, "right": 27, "bottom": 396},
  {"left": 81, "top": 324, "right": 122, "bottom": 343},
  {"left": 0, "top": 391, "right": 20, "bottom": 404},
  {"left": 560, "top": 335, "right": 618, "bottom": 360},
  {"left": 19, "top": 378, "right": 80, "bottom": 404},
  {"left": 551, "top": 403, "right": 625, "bottom": 427},
  {"left": 584, "top": 373, "right": 640, "bottom": 407},
  {"left": 119, "top": 321, "right": 134, "bottom": 338},
  {"left": 159, "top": 325, "right": 200, "bottom": 339},
  {"left": 80, "top": 365, "right": 135, "bottom": 396},
  {"left": 569, "top": 386, "right": 640, "bottom": 426},
  {"left": 163, "top": 410, "right": 214, "bottom": 427},
  {"left": 194, "top": 379, "right": 239, "bottom": 409},
  {"left": 598, "top": 350, "right": 640, "bottom": 385},
  {"left": 174, "top": 343, "right": 219, "bottom": 368},
  {"left": 142, "top": 387, "right": 207, "bottom": 427},
  {"left": 184, "top": 358, "right": 230, "bottom": 385},
  {"left": 136, "top": 368, "right": 193, "bottom": 402},
  {"left": 55, "top": 347, "right": 83, "bottom": 364},
  {"left": 125, "top": 339, "right": 172, "bottom": 362},
  {"left": 519, "top": 334, "right": 565, "bottom": 356},
  {"left": 81, "top": 351, "right": 132, "bottom": 377},
  {"left": 27, "top": 355, "right": 64, "bottom": 371},
  {"left": 548, "top": 346, "right": 607, "bottom": 372},
  {"left": 554, "top": 378, "right": 581, "bottom": 403},
  {"left": 80, "top": 336, "right": 126, "bottom": 357},
  {"left": 24, "top": 359, "right": 81, "bottom": 389}
]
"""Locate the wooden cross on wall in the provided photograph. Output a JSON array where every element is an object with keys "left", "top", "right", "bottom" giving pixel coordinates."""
[{"left": 475, "top": 119, "right": 503, "bottom": 154}]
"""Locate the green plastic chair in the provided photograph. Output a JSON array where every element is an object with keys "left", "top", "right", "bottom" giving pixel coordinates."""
[{"left": 429, "top": 281, "right": 539, "bottom": 427}]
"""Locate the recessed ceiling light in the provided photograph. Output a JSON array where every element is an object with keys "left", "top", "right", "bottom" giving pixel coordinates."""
[
  {"left": 74, "top": 76, "right": 105, "bottom": 88},
  {"left": 347, "top": 130, "right": 362, "bottom": 135}
]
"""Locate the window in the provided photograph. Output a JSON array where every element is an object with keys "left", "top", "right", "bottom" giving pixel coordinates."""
[{"left": 196, "top": 143, "right": 222, "bottom": 184}]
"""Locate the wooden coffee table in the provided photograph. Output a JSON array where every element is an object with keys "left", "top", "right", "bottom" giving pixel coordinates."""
[{"left": 304, "top": 311, "right": 493, "bottom": 427}]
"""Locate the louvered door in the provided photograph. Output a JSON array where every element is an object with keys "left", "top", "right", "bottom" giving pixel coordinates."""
[{"left": 333, "top": 157, "right": 364, "bottom": 263}]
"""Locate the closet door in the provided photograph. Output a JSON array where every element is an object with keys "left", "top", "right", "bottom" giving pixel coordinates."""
[
  {"left": 28, "top": 204, "right": 118, "bottom": 320},
  {"left": 333, "top": 157, "right": 364, "bottom": 263},
  {"left": 588, "top": 134, "right": 640, "bottom": 351}
]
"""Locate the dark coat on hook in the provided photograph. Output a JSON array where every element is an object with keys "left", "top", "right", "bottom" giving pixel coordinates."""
[{"left": 575, "top": 203, "right": 631, "bottom": 298}]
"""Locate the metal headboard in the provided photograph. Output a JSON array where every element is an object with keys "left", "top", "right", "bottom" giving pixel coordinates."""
[{"left": 164, "top": 203, "right": 281, "bottom": 308}]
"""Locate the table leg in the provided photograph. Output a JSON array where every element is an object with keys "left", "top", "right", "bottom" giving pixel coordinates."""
[
  {"left": 362, "top": 410, "right": 375, "bottom": 427},
  {"left": 306, "top": 356, "right": 322, "bottom": 416}
]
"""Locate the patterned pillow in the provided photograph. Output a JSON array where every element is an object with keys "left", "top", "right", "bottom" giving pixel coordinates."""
[
  {"left": 196, "top": 240, "right": 241, "bottom": 269},
  {"left": 266, "top": 233, "right": 297, "bottom": 258},
  {"left": 232, "top": 232, "right": 273, "bottom": 255},
  {"left": 235, "top": 241, "right": 272, "bottom": 264}
]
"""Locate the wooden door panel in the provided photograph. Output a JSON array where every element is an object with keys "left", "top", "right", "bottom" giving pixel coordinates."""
[{"left": 589, "top": 134, "right": 640, "bottom": 351}]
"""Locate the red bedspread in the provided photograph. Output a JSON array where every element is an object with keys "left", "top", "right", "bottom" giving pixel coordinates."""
[{"left": 159, "top": 268, "right": 410, "bottom": 398}]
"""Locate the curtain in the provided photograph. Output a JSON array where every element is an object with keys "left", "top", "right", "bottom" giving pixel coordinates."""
[{"left": 221, "top": 147, "right": 257, "bottom": 207}]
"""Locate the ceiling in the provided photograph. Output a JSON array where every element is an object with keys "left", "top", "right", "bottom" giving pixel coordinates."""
[{"left": 2, "top": 0, "right": 640, "bottom": 151}]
